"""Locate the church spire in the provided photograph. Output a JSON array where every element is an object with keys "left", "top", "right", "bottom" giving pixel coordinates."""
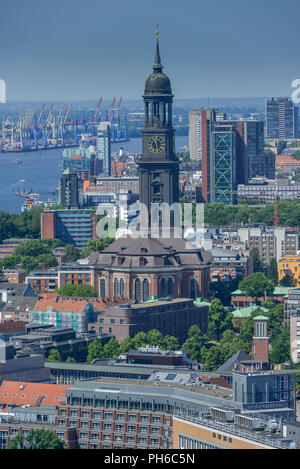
[{"left": 153, "top": 24, "right": 163, "bottom": 73}]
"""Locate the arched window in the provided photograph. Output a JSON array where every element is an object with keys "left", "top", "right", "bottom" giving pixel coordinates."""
[
  {"left": 143, "top": 278, "right": 149, "bottom": 302},
  {"left": 135, "top": 278, "right": 141, "bottom": 302},
  {"left": 100, "top": 278, "right": 106, "bottom": 298},
  {"left": 189, "top": 277, "right": 197, "bottom": 299},
  {"left": 167, "top": 277, "right": 173, "bottom": 298},
  {"left": 120, "top": 278, "right": 125, "bottom": 297},
  {"left": 114, "top": 278, "right": 119, "bottom": 297},
  {"left": 160, "top": 278, "right": 166, "bottom": 298}
]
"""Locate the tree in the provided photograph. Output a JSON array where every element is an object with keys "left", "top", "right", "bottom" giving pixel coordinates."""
[
  {"left": 37, "top": 253, "right": 58, "bottom": 269},
  {"left": 103, "top": 338, "right": 120, "bottom": 358},
  {"left": 65, "top": 356, "right": 76, "bottom": 363},
  {"left": 269, "top": 326, "right": 290, "bottom": 365},
  {"left": 64, "top": 244, "right": 81, "bottom": 262},
  {"left": 131, "top": 331, "right": 148, "bottom": 349},
  {"left": 252, "top": 248, "right": 264, "bottom": 273},
  {"left": 119, "top": 337, "right": 135, "bottom": 353},
  {"left": 181, "top": 325, "right": 209, "bottom": 362},
  {"left": 87, "top": 339, "right": 104, "bottom": 363},
  {"left": 82, "top": 236, "right": 114, "bottom": 257},
  {"left": 268, "top": 258, "right": 278, "bottom": 285},
  {"left": 280, "top": 269, "right": 296, "bottom": 287},
  {"left": 161, "top": 335, "right": 180, "bottom": 351},
  {"left": 56, "top": 284, "right": 97, "bottom": 297},
  {"left": 277, "top": 140, "right": 287, "bottom": 155},
  {"left": 238, "top": 272, "right": 274, "bottom": 303},
  {"left": 46, "top": 349, "right": 62, "bottom": 362},
  {"left": 208, "top": 299, "right": 232, "bottom": 341},
  {"left": 146, "top": 329, "right": 164, "bottom": 347},
  {"left": 8, "top": 429, "right": 67, "bottom": 449}
]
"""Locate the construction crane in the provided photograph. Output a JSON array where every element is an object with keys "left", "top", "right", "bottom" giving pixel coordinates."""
[
  {"left": 91, "top": 97, "right": 102, "bottom": 123},
  {"left": 107, "top": 97, "right": 116, "bottom": 122}
]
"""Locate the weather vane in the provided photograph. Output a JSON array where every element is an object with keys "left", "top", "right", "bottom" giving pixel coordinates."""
[{"left": 155, "top": 23, "right": 159, "bottom": 40}]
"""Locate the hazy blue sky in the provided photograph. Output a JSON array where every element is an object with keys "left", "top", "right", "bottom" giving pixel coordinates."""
[{"left": 1, "top": 0, "right": 300, "bottom": 101}]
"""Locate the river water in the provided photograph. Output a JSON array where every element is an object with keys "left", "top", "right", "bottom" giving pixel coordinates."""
[{"left": 0, "top": 135, "right": 189, "bottom": 213}]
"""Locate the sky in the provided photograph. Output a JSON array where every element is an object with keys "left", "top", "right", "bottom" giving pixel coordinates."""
[{"left": 1, "top": 0, "right": 300, "bottom": 101}]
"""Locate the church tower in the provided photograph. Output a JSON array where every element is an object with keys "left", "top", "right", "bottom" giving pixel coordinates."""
[{"left": 138, "top": 27, "right": 179, "bottom": 234}]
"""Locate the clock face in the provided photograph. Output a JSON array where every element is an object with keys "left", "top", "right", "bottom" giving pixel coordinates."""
[{"left": 148, "top": 136, "right": 165, "bottom": 153}]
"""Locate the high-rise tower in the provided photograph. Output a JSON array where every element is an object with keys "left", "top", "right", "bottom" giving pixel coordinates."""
[{"left": 138, "top": 28, "right": 179, "bottom": 233}]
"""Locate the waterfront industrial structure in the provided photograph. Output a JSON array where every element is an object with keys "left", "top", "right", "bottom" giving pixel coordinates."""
[{"left": 0, "top": 98, "right": 128, "bottom": 152}]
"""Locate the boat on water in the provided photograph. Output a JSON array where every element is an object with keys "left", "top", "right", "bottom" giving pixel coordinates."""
[{"left": 12, "top": 158, "right": 22, "bottom": 164}]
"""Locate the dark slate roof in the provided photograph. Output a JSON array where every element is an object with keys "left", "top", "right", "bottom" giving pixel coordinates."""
[
  {"left": 0, "top": 282, "right": 36, "bottom": 297},
  {"left": 216, "top": 350, "right": 251, "bottom": 374},
  {"left": 90, "top": 236, "right": 211, "bottom": 269},
  {"left": 3, "top": 296, "right": 38, "bottom": 312}
]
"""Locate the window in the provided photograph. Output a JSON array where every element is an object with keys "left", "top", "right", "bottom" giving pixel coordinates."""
[
  {"left": 81, "top": 422, "right": 88, "bottom": 428},
  {"left": 93, "top": 422, "right": 100, "bottom": 429},
  {"left": 69, "top": 421, "right": 77, "bottom": 427},
  {"left": 140, "top": 415, "right": 149, "bottom": 422},
  {"left": 105, "top": 413, "right": 113, "bottom": 420},
  {"left": 120, "top": 278, "right": 125, "bottom": 297},
  {"left": 129, "top": 415, "right": 136, "bottom": 421},
  {"left": 100, "top": 278, "right": 106, "bottom": 298},
  {"left": 150, "top": 438, "right": 158, "bottom": 445},
  {"left": 143, "top": 278, "right": 149, "bottom": 302},
  {"left": 135, "top": 278, "right": 141, "bottom": 302},
  {"left": 117, "top": 414, "right": 124, "bottom": 420},
  {"left": 151, "top": 427, "right": 159, "bottom": 434},
  {"left": 114, "top": 278, "right": 119, "bottom": 297},
  {"left": 152, "top": 416, "right": 160, "bottom": 423},
  {"left": 167, "top": 277, "right": 173, "bottom": 298},
  {"left": 139, "top": 437, "right": 147, "bottom": 444},
  {"left": 128, "top": 425, "right": 136, "bottom": 432},
  {"left": 104, "top": 423, "right": 112, "bottom": 430},
  {"left": 189, "top": 277, "right": 196, "bottom": 299},
  {"left": 57, "top": 432, "right": 64, "bottom": 439},
  {"left": 94, "top": 412, "right": 101, "bottom": 419},
  {"left": 160, "top": 278, "right": 166, "bottom": 297},
  {"left": 140, "top": 426, "right": 147, "bottom": 433}
]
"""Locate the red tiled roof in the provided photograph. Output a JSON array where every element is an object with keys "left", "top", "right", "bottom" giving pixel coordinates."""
[
  {"left": 33, "top": 296, "right": 89, "bottom": 313},
  {"left": 276, "top": 155, "right": 300, "bottom": 166},
  {"left": 0, "top": 381, "right": 72, "bottom": 407}
]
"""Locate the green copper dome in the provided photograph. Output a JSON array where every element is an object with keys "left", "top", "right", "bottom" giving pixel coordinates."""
[{"left": 144, "top": 35, "right": 172, "bottom": 96}]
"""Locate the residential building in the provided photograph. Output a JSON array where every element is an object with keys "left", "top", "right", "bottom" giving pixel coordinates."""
[
  {"left": 41, "top": 209, "right": 97, "bottom": 250},
  {"left": 84, "top": 176, "right": 139, "bottom": 195},
  {"left": 59, "top": 168, "right": 83, "bottom": 209},
  {"left": 29, "top": 296, "right": 95, "bottom": 334},
  {"left": 0, "top": 239, "right": 24, "bottom": 260},
  {"left": 62, "top": 146, "right": 101, "bottom": 179},
  {"left": 0, "top": 369, "right": 297, "bottom": 449},
  {"left": 2, "top": 270, "right": 26, "bottom": 284},
  {"left": 278, "top": 255, "right": 300, "bottom": 288},
  {"left": 189, "top": 108, "right": 217, "bottom": 163},
  {"left": 238, "top": 178, "right": 300, "bottom": 204},
  {"left": 96, "top": 122, "right": 111, "bottom": 176},
  {"left": 238, "top": 227, "right": 300, "bottom": 265},
  {"left": 276, "top": 154, "right": 300, "bottom": 172},
  {"left": 266, "top": 97, "right": 299, "bottom": 139},
  {"left": 209, "top": 247, "right": 252, "bottom": 283},
  {"left": 290, "top": 311, "right": 300, "bottom": 363},
  {"left": 284, "top": 288, "right": 300, "bottom": 324}
]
